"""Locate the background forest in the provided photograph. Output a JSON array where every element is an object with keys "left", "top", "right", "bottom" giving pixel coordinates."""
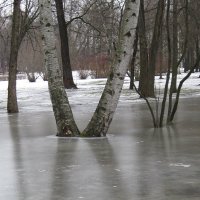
[{"left": 1, "top": 0, "right": 199, "bottom": 79}]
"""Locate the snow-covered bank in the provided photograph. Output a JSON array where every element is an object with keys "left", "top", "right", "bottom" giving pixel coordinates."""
[{"left": 0, "top": 72, "right": 199, "bottom": 114}]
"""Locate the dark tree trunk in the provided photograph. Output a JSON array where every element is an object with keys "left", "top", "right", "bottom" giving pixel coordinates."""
[
  {"left": 160, "top": 0, "right": 171, "bottom": 127},
  {"left": 184, "top": 50, "right": 189, "bottom": 72},
  {"left": 7, "top": 0, "right": 22, "bottom": 113},
  {"left": 148, "top": 0, "right": 165, "bottom": 97},
  {"left": 169, "top": 55, "right": 200, "bottom": 122},
  {"left": 129, "top": 28, "right": 138, "bottom": 90},
  {"left": 138, "top": 0, "right": 149, "bottom": 97},
  {"left": 195, "top": 38, "right": 200, "bottom": 72},
  {"left": 167, "top": 0, "right": 189, "bottom": 123},
  {"left": 159, "top": 33, "right": 163, "bottom": 79},
  {"left": 55, "top": 0, "right": 77, "bottom": 89},
  {"left": 171, "top": 0, "right": 178, "bottom": 93}
]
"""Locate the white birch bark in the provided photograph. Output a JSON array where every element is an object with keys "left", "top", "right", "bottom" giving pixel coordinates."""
[
  {"left": 81, "top": 0, "right": 140, "bottom": 137},
  {"left": 39, "top": 0, "right": 80, "bottom": 136}
]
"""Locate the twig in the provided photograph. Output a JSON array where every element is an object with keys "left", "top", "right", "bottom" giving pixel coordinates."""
[{"left": 133, "top": 82, "right": 158, "bottom": 128}]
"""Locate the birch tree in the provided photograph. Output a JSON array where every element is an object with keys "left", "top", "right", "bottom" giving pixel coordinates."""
[
  {"left": 39, "top": 0, "right": 80, "bottom": 136},
  {"left": 39, "top": 0, "right": 140, "bottom": 137},
  {"left": 81, "top": 0, "right": 140, "bottom": 137}
]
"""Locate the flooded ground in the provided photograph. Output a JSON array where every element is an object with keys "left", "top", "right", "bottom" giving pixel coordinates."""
[{"left": 0, "top": 95, "right": 200, "bottom": 200}]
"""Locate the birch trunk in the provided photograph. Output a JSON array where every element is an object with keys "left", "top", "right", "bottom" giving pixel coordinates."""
[
  {"left": 39, "top": 0, "right": 80, "bottom": 137},
  {"left": 81, "top": 0, "right": 140, "bottom": 137}
]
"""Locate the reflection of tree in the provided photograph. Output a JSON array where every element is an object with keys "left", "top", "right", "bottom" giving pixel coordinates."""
[
  {"left": 50, "top": 139, "right": 78, "bottom": 200},
  {"left": 85, "top": 138, "right": 129, "bottom": 199},
  {"left": 136, "top": 127, "right": 181, "bottom": 199},
  {"left": 8, "top": 115, "right": 28, "bottom": 199},
  {"left": 50, "top": 138, "right": 128, "bottom": 199}
]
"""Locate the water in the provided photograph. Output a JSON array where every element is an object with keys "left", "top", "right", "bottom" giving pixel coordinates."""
[{"left": 0, "top": 97, "right": 200, "bottom": 200}]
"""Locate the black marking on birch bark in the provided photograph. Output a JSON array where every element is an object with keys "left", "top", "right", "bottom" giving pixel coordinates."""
[
  {"left": 45, "top": 50, "right": 50, "bottom": 55},
  {"left": 110, "top": 71, "right": 114, "bottom": 80},
  {"left": 46, "top": 23, "right": 51, "bottom": 27},
  {"left": 118, "top": 59, "right": 121, "bottom": 63},
  {"left": 107, "top": 89, "right": 115, "bottom": 96},
  {"left": 124, "top": 31, "right": 131, "bottom": 37},
  {"left": 131, "top": 0, "right": 136, "bottom": 3},
  {"left": 126, "top": 19, "right": 129, "bottom": 22},
  {"left": 41, "top": 35, "right": 45, "bottom": 40},
  {"left": 62, "top": 125, "right": 72, "bottom": 136},
  {"left": 98, "top": 106, "right": 106, "bottom": 112},
  {"left": 101, "top": 107, "right": 107, "bottom": 111},
  {"left": 119, "top": 87, "right": 122, "bottom": 94},
  {"left": 40, "top": 20, "right": 44, "bottom": 25},
  {"left": 124, "top": 51, "right": 127, "bottom": 56},
  {"left": 117, "top": 73, "right": 120, "bottom": 76},
  {"left": 132, "top": 13, "right": 136, "bottom": 17},
  {"left": 113, "top": 42, "right": 117, "bottom": 51}
]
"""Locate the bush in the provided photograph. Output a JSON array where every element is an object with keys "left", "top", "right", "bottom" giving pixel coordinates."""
[
  {"left": 90, "top": 70, "right": 108, "bottom": 79},
  {"left": 78, "top": 70, "right": 90, "bottom": 79}
]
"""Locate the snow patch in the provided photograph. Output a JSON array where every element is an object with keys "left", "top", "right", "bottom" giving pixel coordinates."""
[
  {"left": 0, "top": 71, "right": 200, "bottom": 114},
  {"left": 169, "top": 163, "right": 191, "bottom": 168}
]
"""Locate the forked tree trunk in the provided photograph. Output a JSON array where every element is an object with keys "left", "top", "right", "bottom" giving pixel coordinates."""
[
  {"left": 7, "top": 0, "right": 22, "bottom": 113},
  {"left": 39, "top": 0, "right": 140, "bottom": 137},
  {"left": 39, "top": 0, "right": 80, "bottom": 136},
  {"left": 81, "top": 0, "right": 140, "bottom": 137}
]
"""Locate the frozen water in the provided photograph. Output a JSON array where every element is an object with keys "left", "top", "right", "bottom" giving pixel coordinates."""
[{"left": 0, "top": 72, "right": 200, "bottom": 200}]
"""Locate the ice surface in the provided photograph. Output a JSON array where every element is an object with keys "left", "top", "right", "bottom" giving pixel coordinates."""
[{"left": 0, "top": 72, "right": 200, "bottom": 200}]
